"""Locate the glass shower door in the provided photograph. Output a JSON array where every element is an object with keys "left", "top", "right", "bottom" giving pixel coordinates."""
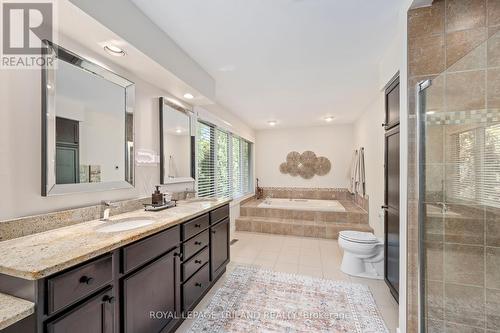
[{"left": 417, "top": 31, "right": 500, "bottom": 332}]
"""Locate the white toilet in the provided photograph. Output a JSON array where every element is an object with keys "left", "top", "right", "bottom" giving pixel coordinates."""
[{"left": 338, "top": 230, "right": 384, "bottom": 280}]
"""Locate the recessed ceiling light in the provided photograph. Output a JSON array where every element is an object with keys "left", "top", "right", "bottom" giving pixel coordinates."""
[
  {"left": 324, "top": 116, "right": 335, "bottom": 122},
  {"left": 426, "top": 111, "right": 436, "bottom": 115},
  {"left": 183, "top": 93, "right": 194, "bottom": 99},
  {"left": 104, "top": 45, "right": 126, "bottom": 57},
  {"left": 268, "top": 120, "right": 277, "bottom": 127},
  {"left": 175, "top": 128, "right": 182, "bottom": 134}
]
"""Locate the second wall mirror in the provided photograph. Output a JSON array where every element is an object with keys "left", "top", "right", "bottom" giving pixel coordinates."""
[{"left": 159, "top": 97, "right": 195, "bottom": 184}]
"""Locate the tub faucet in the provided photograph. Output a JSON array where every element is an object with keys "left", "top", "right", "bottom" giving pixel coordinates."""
[
  {"left": 435, "top": 202, "right": 448, "bottom": 214},
  {"left": 101, "top": 201, "right": 118, "bottom": 221},
  {"left": 185, "top": 188, "right": 197, "bottom": 200}
]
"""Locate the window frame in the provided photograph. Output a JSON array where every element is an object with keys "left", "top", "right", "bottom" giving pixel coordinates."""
[{"left": 195, "top": 120, "right": 253, "bottom": 199}]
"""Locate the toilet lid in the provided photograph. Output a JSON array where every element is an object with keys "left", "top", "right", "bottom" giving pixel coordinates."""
[{"left": 339, "top": 231, "right": 378, "bottom": 244}]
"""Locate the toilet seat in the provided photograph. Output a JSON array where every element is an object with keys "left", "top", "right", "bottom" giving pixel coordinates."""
[{"left": 339, "top": 231, "right": 379, "bottom": 244}]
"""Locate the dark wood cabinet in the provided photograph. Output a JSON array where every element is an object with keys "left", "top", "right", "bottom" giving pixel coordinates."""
[
  {"left": 47, "top": 255, "right": 112, "bottom": 314},
  {"left": 384, "top": 77, "right": 400, "bottom": 130},
  {"left": 210, "top": 218, "right": 230, "bottom": 280},
  {"left": 384, "top": 105, "right": 400, "bottom": 302},
  {"left": 182, "top": 263, "right": 210, "bottom": 312},
  {"left": 122, "top": 249, "right": 180, "bottom": 333},
  {"left": 45, "top": 288, "right": 114, "bottom": 333},
  {"left": 1, "top": 204, "right": 230, "bottom": 333},
  {"left": 183, "top": 230, "right": 209, "bottom": 261}
]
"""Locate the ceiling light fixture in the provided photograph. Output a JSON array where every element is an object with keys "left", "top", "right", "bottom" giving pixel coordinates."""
[
  {"left": 426, "top": 111, "right": 436, "bottom": 115},
  {"left": 183, "top": 93, "right": 194, "bottom": 99},
  {"left": 268, "top": 120, "right": 277, "bottom": 127},
  {"left": 175, "top": 128, "right": 182, "bottom": 134},
  {"left": 324, "top": 116, "right": 335, "bottom": 122},
  {"left": 104, "top": 45, "right": 126, "bottom": 57}
]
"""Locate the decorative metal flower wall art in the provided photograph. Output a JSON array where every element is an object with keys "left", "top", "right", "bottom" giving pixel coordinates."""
[{"left": 279, "top": 151, "right": 331, "bottom": 179}]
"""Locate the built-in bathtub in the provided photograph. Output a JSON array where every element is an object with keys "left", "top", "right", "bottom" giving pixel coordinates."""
[
  {"left": 258, "top": 198, "right": 346, "bottom": 212},
  {"left": 236, "top": 187, "right": 372, "bottom": 239}
]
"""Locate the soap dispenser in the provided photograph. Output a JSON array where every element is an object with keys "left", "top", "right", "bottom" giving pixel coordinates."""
[{"left": 152, "top": 186, "right": 163, "bottom": 205}]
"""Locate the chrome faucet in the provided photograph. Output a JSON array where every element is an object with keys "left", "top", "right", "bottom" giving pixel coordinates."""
[
  {"left": 185, "top": 188, "right": 197, "bottom": 200},
  {"left": 101, "top": 201, "right": 118, "bottom": 221}
]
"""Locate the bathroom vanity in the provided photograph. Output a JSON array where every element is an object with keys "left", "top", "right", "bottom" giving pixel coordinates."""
[{"left": 0, "top": 200, "right": 230, "bottom": 333}]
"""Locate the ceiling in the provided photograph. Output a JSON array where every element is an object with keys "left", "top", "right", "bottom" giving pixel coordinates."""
[{"left": 131, "top": 0, "right": 402, "bottom": 129}]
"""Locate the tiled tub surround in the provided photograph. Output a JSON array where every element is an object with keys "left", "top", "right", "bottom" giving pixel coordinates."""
[
  {"left": 260, "top": 187, "right": 352, "bottom": 200},
  {"left": 0, "top": 198, "right": 230, "bottom": 280},
  {"left": 236, "top": 188, "right": 371, "bottom": 239},
  {"left": 407, "top": 1, "right": 500, "bottom": 331}
]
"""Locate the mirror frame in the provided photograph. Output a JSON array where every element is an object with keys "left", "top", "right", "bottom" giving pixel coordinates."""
[
  {"left": 41, "top": 40, "right": 136, "bottom": 196},
  {"left": 159, "top": 97, "right": 196, "bottom": 184}
]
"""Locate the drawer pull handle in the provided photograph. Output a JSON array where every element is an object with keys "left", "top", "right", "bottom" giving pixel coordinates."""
[
  {"left": 195, "top": 260, "right": 202, "bottom": 264},
  {"left": 79, "top": 276, "right": 94, "bottom": 285},
  {"left": 194, "top": 241, "right": 202, "bottom": 245},
  {"left": 195, "top": 224, "right": 201, "bottom": 228},
  {"left": 174, "top": 252, "right": 183, "bottom": 259},
  {"left": 102, "top": 295, "right": 115, "bottom": 304},
  {"left": 195, "top": 282, "right": 202, "bottom": 288}
]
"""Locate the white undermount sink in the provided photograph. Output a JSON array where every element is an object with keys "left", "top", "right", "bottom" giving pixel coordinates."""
[{"left": 96, "top": 218, "right": 155, "bottom": 233}]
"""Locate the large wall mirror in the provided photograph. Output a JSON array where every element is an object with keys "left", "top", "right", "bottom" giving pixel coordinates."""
[
  {"left": 159, "top": 97, "right": 195, "bottom": 184},
  {"left": 42, "top": 41, "right": 135, "bottom": 196}
]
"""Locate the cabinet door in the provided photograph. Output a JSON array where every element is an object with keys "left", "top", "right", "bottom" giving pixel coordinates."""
[
  {"left": 46, "top": 288, "right": 114, "bottom": 333},
  {"left": 122, "top": 249, "right": 180, "bottom": 333},
  {"left": 385, "top": 77, "right": 400, "bottom": 129},
  {"left": 210, "top": 218, "right": 230, "bottom": 280},
  {"left": 384, "top": 126, "right": 400, "bottom": 301}
]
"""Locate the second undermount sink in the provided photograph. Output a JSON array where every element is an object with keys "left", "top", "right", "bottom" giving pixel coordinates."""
[
  {"left": 96, "top": 217, "right": 155, "bottom": 233},
  {"left": 184, "top": 197, "right": 219, "bottom": 203}
]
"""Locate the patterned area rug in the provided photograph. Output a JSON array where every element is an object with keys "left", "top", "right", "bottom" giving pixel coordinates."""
[{"left": 187, "top": 265, "right": 389, "bottom": 333}]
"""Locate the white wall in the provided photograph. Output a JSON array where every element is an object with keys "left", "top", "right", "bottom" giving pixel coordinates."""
[
  {"left": 0, "top": 35, "right": 253, "bottom": 221},
  {"left": 255, "top": 125, "right": 354, "bottom": 188},
  {"left": 353, "top": 95, "right": 386, "bottom": 238}
]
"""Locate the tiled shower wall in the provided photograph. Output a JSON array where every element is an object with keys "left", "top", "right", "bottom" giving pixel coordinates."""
[{"left": 407, "top": 1, "right": 500, "bottom": 331}]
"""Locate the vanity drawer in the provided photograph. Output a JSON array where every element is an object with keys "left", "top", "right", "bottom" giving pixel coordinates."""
[
  {"left": 182, "top": 230, "right": 209, "bottom": 261},
  {"left": 210, "top": 205, "right": 229, "bottom": 224},
  {"left": 182, "top": 263, "right": 210, "bottom": 311},
  {"left": 47, "top": 254, "right": 112, "bottom": 315},
  {"left": 182, "top": 246, "right": 209, "bottom": 281},
  {"left": 122, "top": 226, "right": 180, "bottom": 274},
  {"left": 182, "top": 214, "right": 209, "bottom": 240}
]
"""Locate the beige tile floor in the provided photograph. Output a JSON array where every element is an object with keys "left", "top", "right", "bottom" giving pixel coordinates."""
[{"left": 176, "top": 231, "right": 399, "bottom": 333}]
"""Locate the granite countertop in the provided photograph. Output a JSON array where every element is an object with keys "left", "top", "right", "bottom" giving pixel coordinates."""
[
  {"left": 0, "top": 199, "right": 230, "bottom": 280},
  {"left": 0, "top": 293, "right": 35, "bottom": 330}
]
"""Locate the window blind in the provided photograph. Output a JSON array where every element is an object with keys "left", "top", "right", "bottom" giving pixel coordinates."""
[
  {"left": 448, "top": 124, "right": 500, "bottom": 208},
  {"left": 241, "top": 140, "right": 251, "bottom": 194},
  {"left": 232, "top": 136, "right": 242, "bottom": 196},
  {"left": 197, "top": 122, "right": 215, "bottom": 197},
  {"left": 215, "top": 128, "right": 230, "bottom": 198},
  {"left": 196, "top": 120, "right": 252, "bottom": 198},
  {"left": 484, "top": 124, "right": 500, "bottom": 208}
]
